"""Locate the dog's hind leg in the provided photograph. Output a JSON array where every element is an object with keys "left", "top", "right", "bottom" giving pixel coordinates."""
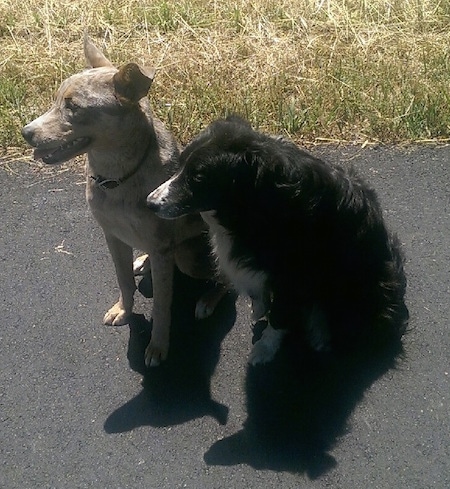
[
  {"left": 103, "top": 234, "right": 136, "bottom": 326},
  {"left": 175, "top": 233, "right": 228, "bottom": 319},
  {"left": 134, "top": 253, "right": 153, "bottom": 298},
  {"left": 144, "top": 250, "right": 174, "bottom": 367},
  {"left": 195, "top": 282, "right": 229, "bottom": 319}
]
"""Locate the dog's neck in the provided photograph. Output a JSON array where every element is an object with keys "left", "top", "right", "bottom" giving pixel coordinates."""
[
  {"left": 88, "top": 137, "right": 153, "bottom": 190},
  {"left": 87, "top": 119, "right": 155, "bottom": 189}
]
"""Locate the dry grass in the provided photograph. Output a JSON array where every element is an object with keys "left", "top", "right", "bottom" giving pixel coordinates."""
[{"left": 1, "top": 0, "right": 450, "bottom": 153}]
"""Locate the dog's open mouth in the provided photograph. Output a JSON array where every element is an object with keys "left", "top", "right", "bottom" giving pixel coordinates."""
[{"left": 33, "top": 137, "right": 91, "bottom": 164}]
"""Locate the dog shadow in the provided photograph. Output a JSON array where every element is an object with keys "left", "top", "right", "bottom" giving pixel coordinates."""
[
  {"left": 104, "top": 272, "right": 404, "bottom": 478},
  {"left": 104, "top": 270, "right": 237, "bottom": 432},
  {"left": 204, "top": 320, "right": 405, "bottom": 478}
]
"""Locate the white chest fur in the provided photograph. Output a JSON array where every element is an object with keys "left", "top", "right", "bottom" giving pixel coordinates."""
[
  {"left": 201, "top": 211, "right": 267, "bottom": 303},
  {"left": 201, "top": 211, "right": 282, "bottom": 365}
]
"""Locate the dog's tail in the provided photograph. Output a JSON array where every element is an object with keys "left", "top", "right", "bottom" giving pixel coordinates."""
[{"left": 376, "top": 232, "right": 409, "bottom": 341}]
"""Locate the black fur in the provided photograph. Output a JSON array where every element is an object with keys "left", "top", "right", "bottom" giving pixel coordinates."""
[{"left": 148, "top": 116, "right": 408, "bottom": 349}]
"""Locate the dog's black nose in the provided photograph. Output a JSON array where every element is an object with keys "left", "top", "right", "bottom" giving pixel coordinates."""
[{"left": 21, "top": 124, "right": 34, "bottom": 144}]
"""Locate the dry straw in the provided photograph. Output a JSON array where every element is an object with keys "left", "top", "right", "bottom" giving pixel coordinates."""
[{"left": 1, "top": 0, "right": 450, "bottom": 154}]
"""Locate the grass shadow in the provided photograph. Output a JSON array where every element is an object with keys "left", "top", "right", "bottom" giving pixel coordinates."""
[
  {"left": 204, "top": 320, "right": 405, "bottom": 478},
  {"left": 104, "top": 270, "right": 237, "bottom": 432}
]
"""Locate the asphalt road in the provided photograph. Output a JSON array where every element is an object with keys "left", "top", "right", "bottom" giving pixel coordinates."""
[{"left": 1, "top": 145, "right": 449, "bottom": 488}]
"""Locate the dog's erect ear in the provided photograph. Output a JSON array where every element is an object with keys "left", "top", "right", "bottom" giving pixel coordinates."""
[
  {"left": 113, "top": 63, "right": 156, "bottom": 104},
  {"left": 84, "top": 34, "right": 114, "bottom": 68}
]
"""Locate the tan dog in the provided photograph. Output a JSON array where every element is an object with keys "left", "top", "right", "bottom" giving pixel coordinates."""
[{"left": 22, "top": 37, "right": 223, "bottom": 366}]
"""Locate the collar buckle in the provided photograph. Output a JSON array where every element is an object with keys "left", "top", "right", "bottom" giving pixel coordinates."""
[
  {"left": 91, "top": 175, "right": 121, "bottom": 190},
  {"left": 89, "top": 138, "right": 153, "bottom": 191}
]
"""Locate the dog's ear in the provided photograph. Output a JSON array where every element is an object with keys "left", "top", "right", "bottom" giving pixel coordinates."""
[
  {"left": 113, "top": 63, "right": 156, "bottom": 104},
  {"left": 84, "top": 35, "right": 114, "bottom": 68}
]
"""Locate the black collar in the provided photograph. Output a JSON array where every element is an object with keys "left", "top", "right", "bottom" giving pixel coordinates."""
[{"left": 90, "top": 140, "right": 152, "bottom": 190}]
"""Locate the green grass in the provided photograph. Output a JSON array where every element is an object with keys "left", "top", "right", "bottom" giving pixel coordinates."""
[{"left": 1, "top": 0, "right": 450, "bottom": 154}]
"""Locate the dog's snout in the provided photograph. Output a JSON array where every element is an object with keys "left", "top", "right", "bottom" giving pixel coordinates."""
[
  {"left": 146, "top": 187, "right": 166, "bottom": 213},
  {"left": 146, "top": 192, "right": 162, "bottom": 212},
  {"left": 21, "top": 123, "right": 35, "bottom": 145},
  {"left": 147, "top": 180, "right": 171, "bottom": 209}
]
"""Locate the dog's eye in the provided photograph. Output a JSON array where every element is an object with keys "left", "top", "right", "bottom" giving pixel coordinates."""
[{"left": 192, "top": 173, "right": 206, "bottom": 185}]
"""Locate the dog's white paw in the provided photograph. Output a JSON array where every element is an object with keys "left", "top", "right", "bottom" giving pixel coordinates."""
[
  {"left": 195, "top": 299, "right": 215, "bottom": 320},
  {"left": 248, "top": 325, "right": 286, "bottom": 366},
  {"left": 249, "top": 341, "right": 276, "bottom": 365},
  {"left": 103, "top": 303, "right": 131, "bottom": 326},
  {"left": 251, "top": 297, "right": 268, "bottom": 321},
  {"left": 133, "top": 254, "right": 151, "bottom": 276}
]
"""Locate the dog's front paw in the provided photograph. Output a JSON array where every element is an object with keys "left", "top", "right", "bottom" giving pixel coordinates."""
[
  {"left": 145, "top": 341, "right": 167, "bottom": 367},
  {"left": 144, "top": 339, "right": 168, "bottom": 368},
  {"left": 249, "top": 340, "right": 277, "bottom": 365},
  {"left": 195, "top": 284, "right": 228, "bottom": 320},
  {"left": 195, "top": 299, "right": 215, "bottom": 320},
  {"left": 251, "top": 297, "right": 268, "bottom": 321},
  {"left": 248, "top": 325, "right": 286, "bottom": 366},
  {"left": 133, "top": 254, "right": 151, "bottom": 275},
  {"left": 103, "top": 303, "right": 131, "bottom": 326}
]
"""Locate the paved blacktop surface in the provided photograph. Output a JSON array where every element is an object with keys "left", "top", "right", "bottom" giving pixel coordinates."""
[{"left": 1, "top": 145, "right": 449, "bottom": 488}]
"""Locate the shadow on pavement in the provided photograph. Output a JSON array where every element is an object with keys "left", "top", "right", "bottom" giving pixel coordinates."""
[
  {"left": 204, "top": 320, "right": 404, "bottom": 478},
  {"left": 104, "top": 270, "right": 237, "bottom": 431},
  {"left": 105, "top": 268, "right": 404, "bottom": 478}
]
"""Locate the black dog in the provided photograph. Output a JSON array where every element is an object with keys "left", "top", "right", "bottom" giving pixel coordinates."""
[{"left": 147, "top": 117, "right": 408, "bottom": 365}]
